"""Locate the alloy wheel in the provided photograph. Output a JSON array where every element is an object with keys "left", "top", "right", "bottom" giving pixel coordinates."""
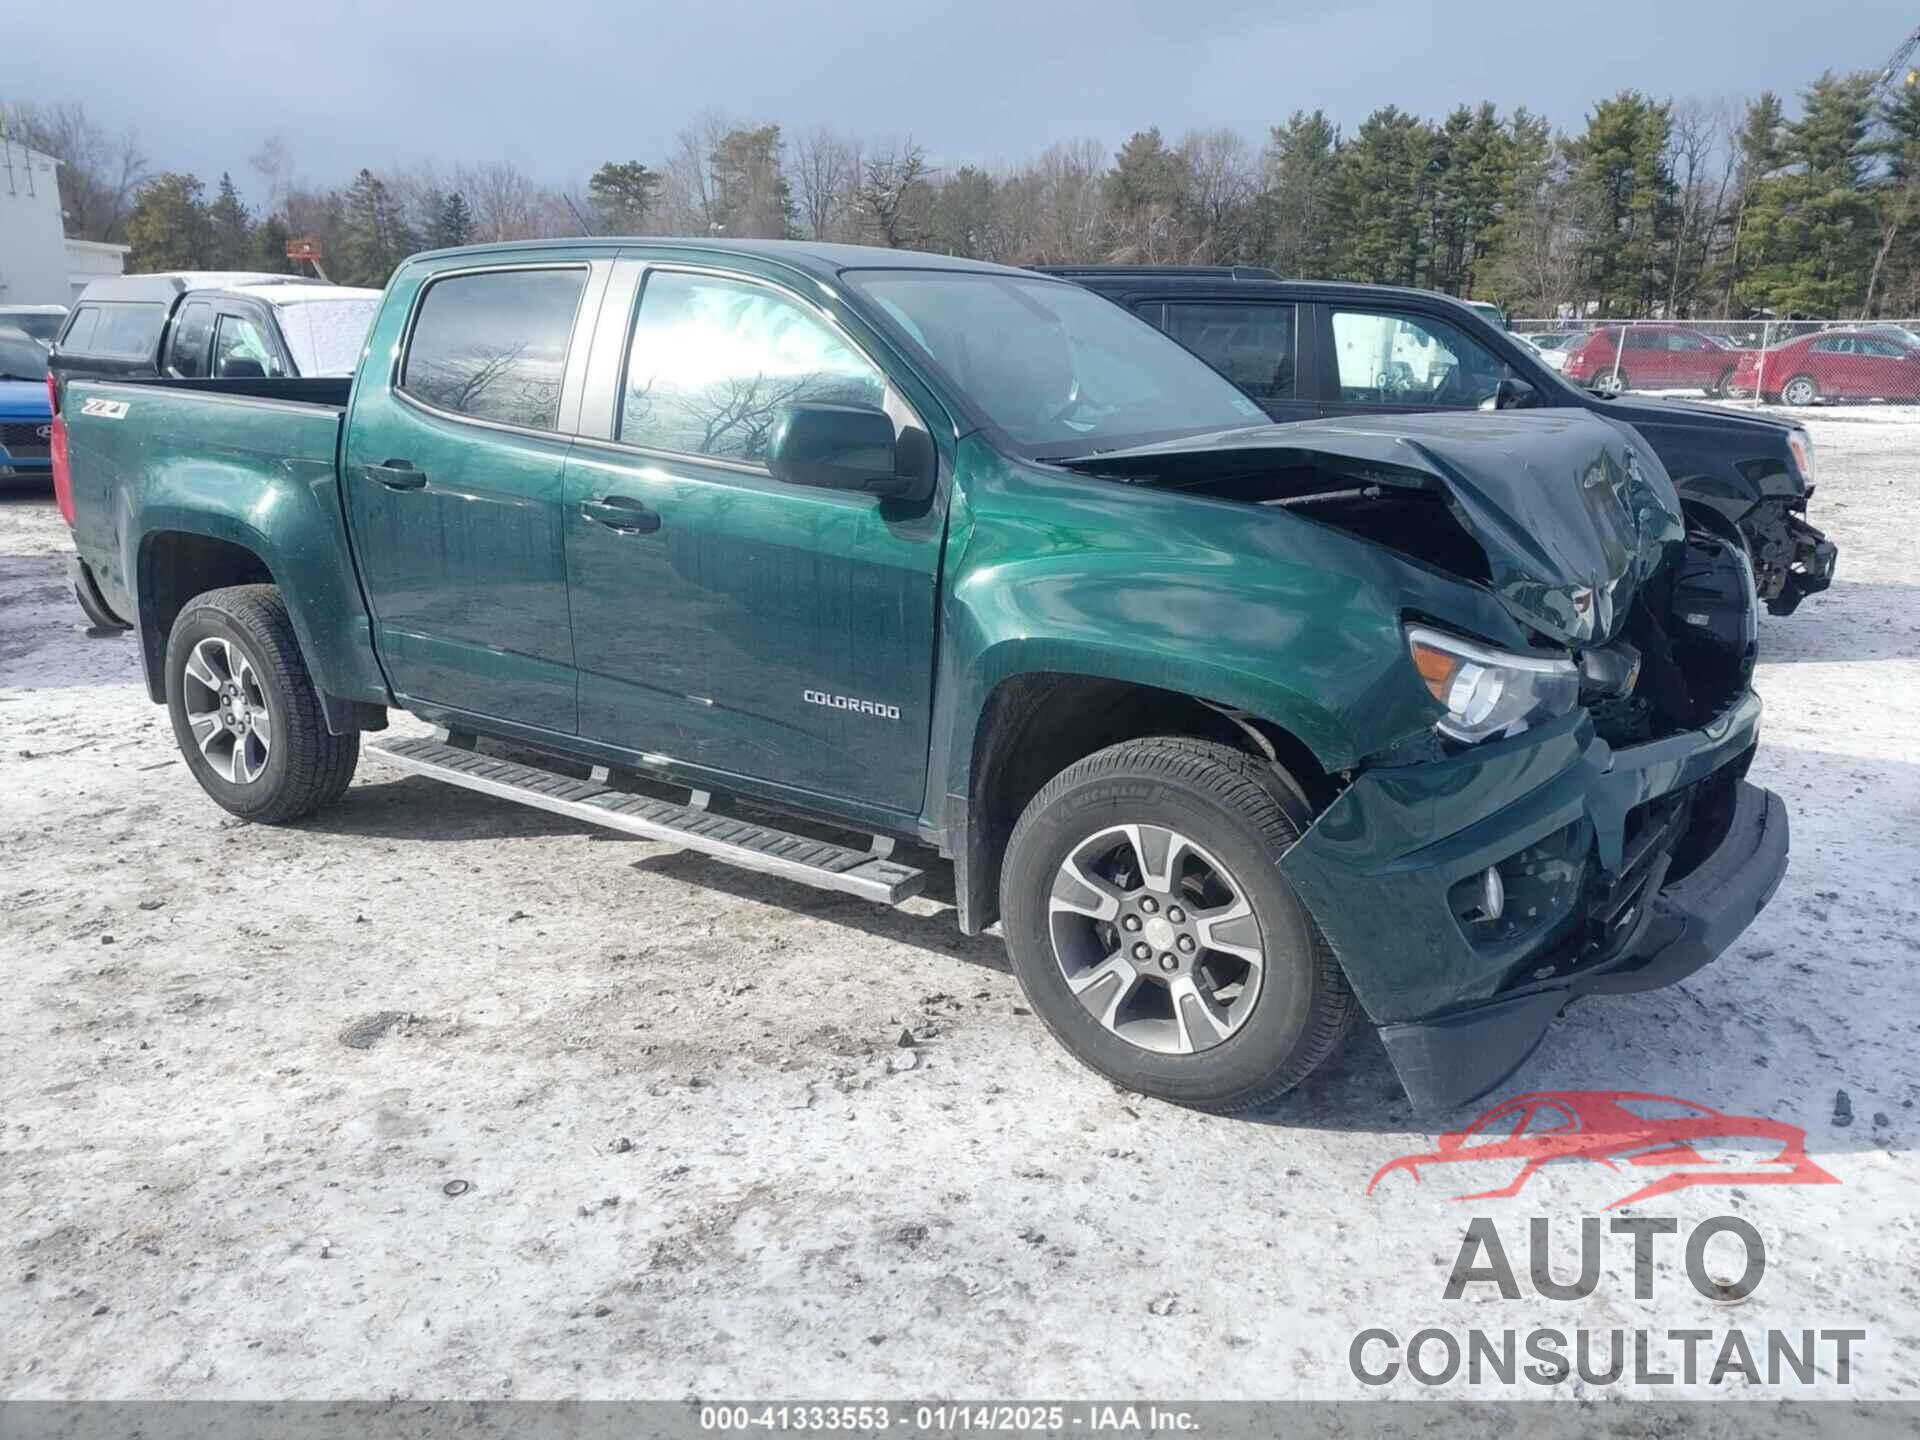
[
  {"left": 181, "top": 636, "right": 274, "bottom": 784},
  {"left": 1047, "top": 823, "right": 1265, "bottom": 1056}
]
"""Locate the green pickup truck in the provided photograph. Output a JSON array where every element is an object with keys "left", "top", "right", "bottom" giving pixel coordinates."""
[{"left": 50, "top": 239, "right": 1788, "bottom": 1113}]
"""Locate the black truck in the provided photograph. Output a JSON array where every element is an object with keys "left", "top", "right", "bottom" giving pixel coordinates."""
[
  {"left": 1044, "top": 268, "right": 1836, "bottom": 615},
  {"left": 55, "top": 272, "right": 383, "bottom": 385}
]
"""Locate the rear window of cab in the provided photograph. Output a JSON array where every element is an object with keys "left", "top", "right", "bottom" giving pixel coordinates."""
[{"left": 61, "top": 302, "right": 168, "bottom": 358}]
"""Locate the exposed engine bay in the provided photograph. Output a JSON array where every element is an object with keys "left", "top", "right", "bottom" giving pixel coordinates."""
[{"left": 1061, "top": 413, "right": 1757, "bottom": 750}]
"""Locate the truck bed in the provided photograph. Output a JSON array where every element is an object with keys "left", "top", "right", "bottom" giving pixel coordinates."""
[
  {"left": 74, "top": 373, "right": 353, "bottom": 410},
  {"left": 60, "top": 375, "right": 357, "bottom": 669}
]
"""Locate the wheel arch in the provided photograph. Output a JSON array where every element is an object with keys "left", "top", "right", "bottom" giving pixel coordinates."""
[
  {"left": 133, "top": 521, "right": 388, "bottom": 735},
  {"left": 949, "top": 668, "right": 1343, "bottom": 935},
  {"left": 135, "top": 526, "right": 277, "bottom": 702}
]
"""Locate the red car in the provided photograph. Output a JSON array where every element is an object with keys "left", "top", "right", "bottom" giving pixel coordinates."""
[
  {"left": 1366, "top": 1090, "right": 1839, "bottom": 1209},
  {"left": 1560, "top": 325, "right": 1740, "bottom": 396},
  {"left": 1730, "top": 329, "right": 1920, "bottom": 405}
]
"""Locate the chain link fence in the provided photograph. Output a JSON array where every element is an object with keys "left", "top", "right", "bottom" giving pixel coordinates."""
[{"left": 1509, "top": 318, "right": 1920, "bottom": 407}]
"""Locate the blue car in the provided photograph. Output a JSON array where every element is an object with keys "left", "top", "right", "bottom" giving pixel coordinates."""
[{"left": 0, "top": 325, "right": 53, "bottom": 483}]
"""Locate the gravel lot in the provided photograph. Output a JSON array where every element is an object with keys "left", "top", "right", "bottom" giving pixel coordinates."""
[{"left": 3, "top": 409, "right": 1917, "bottom": 1407}]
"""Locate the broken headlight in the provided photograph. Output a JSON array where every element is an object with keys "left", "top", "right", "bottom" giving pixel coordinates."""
[
  {"left": 1406, "top": 626, "right": 1580, "bottom": 744},
  {"left": 1786, "top": 428, "right": 1815, "bottom": 486}
]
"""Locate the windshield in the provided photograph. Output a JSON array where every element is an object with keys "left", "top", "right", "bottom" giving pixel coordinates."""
[
  {"left": 0, "top": 328, "right": 49, "bottom": 382},
  {"left": 845, "top": 270, "right": 1265, "bottom": 457},
  {"left": 270, "top": 296, "right": 380, "bottom": 376}
]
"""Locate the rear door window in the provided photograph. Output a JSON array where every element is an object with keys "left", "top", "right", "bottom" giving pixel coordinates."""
[
  {"left": 168, "top": 303, "right": 214, "bottom": 377},
  {"left": 400, "top": 268, "right": 588, "bottom": 431},
  {"left": 1328, "top": 309, "right": 1509, "bottom": 408},
  {"left": 1162, "top": 302, "right": 1297, "bottom": 400}
]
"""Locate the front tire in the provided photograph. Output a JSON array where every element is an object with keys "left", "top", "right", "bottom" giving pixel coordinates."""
[
  {"left": 1000, "top": 737, "right": 1355, "bottom": 1113},
  {"left": 164, "top": 585, "right": 358, "bottom": 823}
]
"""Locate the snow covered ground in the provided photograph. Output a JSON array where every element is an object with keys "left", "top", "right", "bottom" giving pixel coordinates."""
[{"left": 1, "top": 409, "right": 1915, "bottom": 1413}]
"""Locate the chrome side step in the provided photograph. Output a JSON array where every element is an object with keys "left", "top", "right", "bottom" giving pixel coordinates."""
[{"left": 366, "top": 735, "right": 926, "bottom": 904}]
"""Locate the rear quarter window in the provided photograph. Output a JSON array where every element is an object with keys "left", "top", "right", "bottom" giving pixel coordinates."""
[
  {"left": 59, "top": 306, "right": 101, "bottom": 352},
  {"left": 78, "top": 302, "right": 168, "bottom": 358},
  {"left": 399, "top": 268, "right": 587, "bottom": 431}
]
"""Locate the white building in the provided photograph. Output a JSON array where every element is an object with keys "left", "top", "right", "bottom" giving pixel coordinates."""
[{"left": 0, "top": 138, "right": 129, "bottom": 305}]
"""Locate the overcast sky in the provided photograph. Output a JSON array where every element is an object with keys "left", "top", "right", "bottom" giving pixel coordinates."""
[{"left": 3, "top": 0, "right": 1914, "bottom": 199}]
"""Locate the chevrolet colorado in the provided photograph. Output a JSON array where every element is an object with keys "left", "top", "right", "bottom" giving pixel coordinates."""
[
  {"left": 51, "top": 240, "right": 1788, "bottom": 1112},
  {"left": 1042, "top": 268, "right": 1837, "bottom": 616}
]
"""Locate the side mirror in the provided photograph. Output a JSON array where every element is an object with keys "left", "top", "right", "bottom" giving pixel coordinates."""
[
  {"left": 1480, "top": 377, "right": 1538, "bottom": 412},
  {"left": 766, "top": 403, "right": 924, "bottom": 498}
]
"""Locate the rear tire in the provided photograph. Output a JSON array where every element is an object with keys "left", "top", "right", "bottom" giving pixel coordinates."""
[
  {"left": 1594, "top": 368, "right": 1629, "bottom": 396},
  {"left": 164, "top": 585, "right": 358, "bottom": 823},
  {"left": 999, "top": 737, "right": 1355, "bottom": 1113},
  {"left": 1781, "top": 375, "right": 1819, "bottom": 407}
]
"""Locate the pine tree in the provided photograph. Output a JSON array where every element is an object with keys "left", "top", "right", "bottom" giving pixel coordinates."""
[
  {"left": 709, "top": 126, "right": 795, "bottom": 239},
  {"left": 252, "top": 213, "right": 296, "bottom": 274},
  {"left": 1718, "top": 92, "right": 1785, "bottom": 313},
  {"left": 1260, "top": 111, "right": 1339, "bottom": 277},
  {"left": 1482, "top": 110, "right": 1573, "bottom": 315},
  {"left": 207, "top": 172, "right": 253, "bottom": 270},
  {"left": 126, "top": 173, "right": 214, "bottom": 272},
  {"left": 430, "top": 190, "right": 474, "bottom": 249},
  {"left": 1566, "top": 92, "right": 1675, "bottom": 315},
  {"left": 1327, "top": 107, "right": 1436, "bottom": 286},
  {"left": 587, "top": 161, "right": 660, "bottom": 233},
  {"left": 339, "top": 168, "right": 416, "bottom": 287},
  {"left": 1106, "top": 128, "right": 1194, "bottom": 261},
  {"left": 1742, "top": 72, "right": 1879, "bottom": 315},
  {"left": 1424, "top": 104, "right": 1521, "bottom": 301}
]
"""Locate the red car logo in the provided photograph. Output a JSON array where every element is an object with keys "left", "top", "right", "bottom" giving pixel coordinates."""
[{"left": 1367, "top": 1091, "right": 1840, "bottom": 1209}]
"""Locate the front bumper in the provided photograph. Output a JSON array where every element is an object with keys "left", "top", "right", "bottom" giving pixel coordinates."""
[
  {"left": 1281, "top": 693, "right": 1786, "bottom": 1110},
  {"left": 1763, "top": 509, "right": 1837, "bottom": 616}
]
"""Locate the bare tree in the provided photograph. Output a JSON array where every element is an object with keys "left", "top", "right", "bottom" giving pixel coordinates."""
[
  {"left": 456, "top": 162, "right": 570, "bottom": 241},
  {"left": 1178, "top": 128, "right": 1258, "bottom": 261},
  {"left": 1664, "top": 99, "right": 1727, "bottom": 315},
  {"left": 661, "top": 113, "right": 728, "bottom": 234},
  {"left": 5, "top": 100, "right": 147, "bottom": 241},
  {"left": 794, "top": 126, "right": 857, "bottom": 241},
  {"left": 857, "top": 141, "right": 934, "bottom": 247},
  {"left": 1019, "top": 139, "right": 1108, "bottom": 263}
]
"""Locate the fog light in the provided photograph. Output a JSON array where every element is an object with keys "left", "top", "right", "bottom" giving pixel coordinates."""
[{"left": 1478, "top": 865, "right": 1505, "bottom": 923}]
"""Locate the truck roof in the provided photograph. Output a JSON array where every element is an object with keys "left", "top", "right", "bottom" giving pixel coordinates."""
[
  {"left": 223, "top": 282, "right": 384, "bottom": 306},
  {"left": 75, "top": 272, "right": 336, "bottom": 303},
  {"left": 406, "top": 237, "right": 1039, "bottom": 283},
  {"left": 1044, "top": 268, "right": 1480, "bottom": 308}
]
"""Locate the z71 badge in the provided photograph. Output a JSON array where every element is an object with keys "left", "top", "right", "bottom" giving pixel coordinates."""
[{"left": 79, "top": 398, "right": 130, "bottom": 420}]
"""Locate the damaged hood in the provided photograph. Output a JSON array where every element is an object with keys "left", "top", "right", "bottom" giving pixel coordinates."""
[{"left": 1060, "top": 411, "right": 1685, "bottom": 645}]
